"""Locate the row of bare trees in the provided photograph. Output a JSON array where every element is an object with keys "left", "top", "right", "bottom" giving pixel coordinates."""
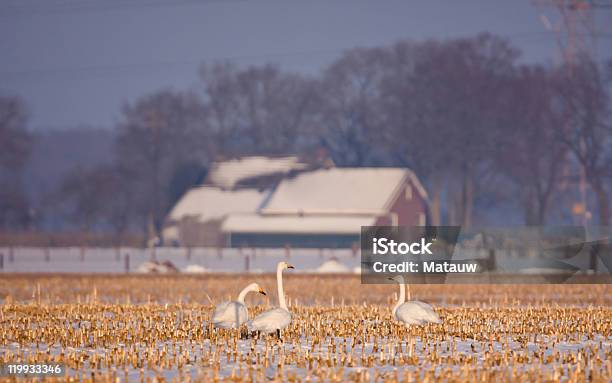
[
  {"left": 311, "top": 34, "right": 611, "bottom": 228},
  {"left": 2, "top": 33, "right": 611, "bottom": 243}
]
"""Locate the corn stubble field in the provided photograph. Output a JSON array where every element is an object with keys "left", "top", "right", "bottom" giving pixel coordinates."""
[{"left": 0, "top": 275, "right": 611, "bottom": 382}]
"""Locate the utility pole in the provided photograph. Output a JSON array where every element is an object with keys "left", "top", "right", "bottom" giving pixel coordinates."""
[{"left": 535, "top": 0, "right": 603, "bottom": 65}]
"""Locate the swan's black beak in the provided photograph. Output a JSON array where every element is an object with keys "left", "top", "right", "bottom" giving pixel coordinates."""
[
  {"left": 259, "top": 289, "right": 266, "bottom": 295},
  {"left": 387, "top": 277, "right": 395, "bottom": 281},
  {"left": 287, "top": 264, "right": 295, "bottom": 269}
]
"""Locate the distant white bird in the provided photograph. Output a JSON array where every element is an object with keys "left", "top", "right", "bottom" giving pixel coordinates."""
[
  {"left": 211, "top": 282, "right": 266, "bottom": 329},
  {"left": 388, "top": 275, "right": 442, "bottom": 325},
  {"left": 247, "top": 261, "right": 294, "bottom": 336}
]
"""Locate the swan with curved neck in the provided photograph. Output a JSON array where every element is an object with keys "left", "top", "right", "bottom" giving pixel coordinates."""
[
  {"left": 247, "top": 261, "right": 294, "bottom": 335},
  {"left": 212, "top": 282, "right": 266, "bottom": 329},
  {"left": 389, "top": 275, "right": 442, "bottom": 325}
]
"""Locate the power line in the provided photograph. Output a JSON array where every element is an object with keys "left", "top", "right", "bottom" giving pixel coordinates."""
[
  {"left": 0, "top": 34, "right": 559, "bottom": 80},
  {"left": 0, "top": 0, "right": 248, "bottom": 18},
  {"left": 0, "top": 31, "right": 607, "bottom": 80},
  {"left": 0, "top": 48, "right": 346, "bottom": 79}
]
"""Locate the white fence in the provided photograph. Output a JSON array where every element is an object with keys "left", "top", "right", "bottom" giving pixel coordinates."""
[
  {"left": 0, "top": 247, "right": 361, "bottom": 274},
  {"left": 1, "top": 245, "right": 600, "bottom": 275}
]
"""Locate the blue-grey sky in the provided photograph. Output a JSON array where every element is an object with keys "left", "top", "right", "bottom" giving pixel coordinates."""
[{"left": 1, "top": 0, "right": 610, "bottom": 130}]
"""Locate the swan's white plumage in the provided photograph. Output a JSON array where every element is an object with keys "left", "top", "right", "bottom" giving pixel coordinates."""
[
  {"left": 212, "top": 301, "right": 248, "bottom": 328},
  {"left": 247, "top": 261, "right": 294, "bottom": 333},
  {"left": 394, "top": 301, "right": 441, "bottom": 325},
  {"left": 389, "top": 275, "right": 441, "bottom": 326},
  {"left": 247, "top": 308, "right": 291, "bottom": 333},
  {"left": 211, "top": 282, "right": 265, "bottom": 329}
]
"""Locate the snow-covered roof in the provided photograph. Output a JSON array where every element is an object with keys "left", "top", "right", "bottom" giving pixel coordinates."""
[
  {"left": 207, "top": 156, "right": 308, "bottom": 189},
  {"left": 261, "top": 168, "right": 427, "bottom": 215},
  {"left": 222, "top": 214, "right": 375, "bottom": 234},
  {"left": 167, "top": 186, "right": 266, "bottom": 223}
]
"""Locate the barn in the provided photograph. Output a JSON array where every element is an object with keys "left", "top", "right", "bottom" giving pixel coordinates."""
[
  {"left": 164, "top": 157, "right": 428, "bottom": 248},
  {"left": 222, "top": 167, "right": 428, "bottom": 248}
]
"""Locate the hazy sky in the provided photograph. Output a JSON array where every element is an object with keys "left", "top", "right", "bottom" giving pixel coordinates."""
[{"left": 1, "top": 0, "right": 610, "bottom": 130}]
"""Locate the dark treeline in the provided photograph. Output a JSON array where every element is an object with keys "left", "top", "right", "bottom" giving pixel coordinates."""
[{"left": 1, "top": 33, "right": 612, "bottom": 244}]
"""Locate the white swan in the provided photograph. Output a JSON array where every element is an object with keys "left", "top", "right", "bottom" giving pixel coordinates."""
[
  {"left": 389, "top": 275, "right": 442, "bottom": 325},
  {"left": 211, "top": 282, "right": 266, "bottom": 329},
  {"left": 247, "top": 261, "right": 294, "bottom": 335}
]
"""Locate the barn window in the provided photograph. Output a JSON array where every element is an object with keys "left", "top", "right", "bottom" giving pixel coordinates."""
[{"left": 405, "top": 185, "right": 413, "bottom": 200}]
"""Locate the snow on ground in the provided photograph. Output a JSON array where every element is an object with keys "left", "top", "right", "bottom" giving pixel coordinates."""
[
  {"left": 136, "top": 260, "right": 179, "bottom": 274},
  {"left": 2, "top": 334, "right": 609, "bottom": 381},
  {"left": 313, "top": 259, "right": 351, "bottom": 273},
  {"left": 182, "top": 264, "right": 209, "bottom": 274}
]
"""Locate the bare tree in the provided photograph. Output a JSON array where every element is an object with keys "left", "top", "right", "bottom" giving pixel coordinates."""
[
  {"left": 104, "top": 167, "right": 135, "bottom": 247},
  {"left": 314, "top": 47, "right": 390, "bottom": 166},
  {"left": 57, "top": 166, "right": 112, "bottom": 232},
  {"left": 379, "top": 40, "right": 451, "bottom": 224},
  {"left": 556, "top": 56, "right": 612, "bottom": 225},
  {"left": 115, "top": 90, "right": 206, "bottom": 242},
  {"left": 201, "top": 63, "right": 317, "bottom": 157},
  {"left": 0, "top": 95, "right": 32, "bottom": 230},
  {"left": 57, "top": 164, "right": 136, "bottom": 245},
  {"left": 495, "top": 66, "right": 568, "bottom": 224},
  {"left": 200, "top": 63, "right": 244, "bottom": 156},
  {"left": 381, "top": 35, "right": 518, "bottom": 227}
]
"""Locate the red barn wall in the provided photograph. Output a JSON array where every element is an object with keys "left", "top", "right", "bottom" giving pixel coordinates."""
[{"left": 374, "top": 181, "right": 427, "bottom": 226}]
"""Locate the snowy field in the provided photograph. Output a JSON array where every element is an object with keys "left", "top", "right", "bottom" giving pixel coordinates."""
[
  {"left": 2, "top": 332, "right": 610, "bottom": 381},
  {"left": 0, "top": 276, "right": 610, "bottom": 382}
]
